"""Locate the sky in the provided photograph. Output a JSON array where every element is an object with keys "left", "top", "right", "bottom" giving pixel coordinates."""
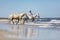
[{"left": 0, "top": 0, "right": 60, "bottom": 18}]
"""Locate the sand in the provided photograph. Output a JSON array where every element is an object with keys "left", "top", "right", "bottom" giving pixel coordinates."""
[
  {"left": 0, "top": 30, "right": 20, "bottom": 40},
  {"left": 0, "top": 19, "right": 9, "bottom": 22}
]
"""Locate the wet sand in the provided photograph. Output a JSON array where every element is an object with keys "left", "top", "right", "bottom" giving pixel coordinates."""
[
  {"left": 0, "top": 19, "right": 17, "bottom": 40},
  {"left": 0, "top": 30, "right": 18, "bottom": 40},
  {"left": 0, "top": 19, "right": 60, "bottom": 40}
]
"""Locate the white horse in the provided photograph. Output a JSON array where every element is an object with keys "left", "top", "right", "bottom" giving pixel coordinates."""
[
  {"left": 23, "top": 14, "right": 40, "bottom": 23},
  {"left": 9, "top": 13, "right": 28, "bottom": 24}
]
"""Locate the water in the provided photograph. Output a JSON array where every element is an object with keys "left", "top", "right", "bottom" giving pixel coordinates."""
[{"left": 0, "top": 21, "right": 60, "bottom": 40}]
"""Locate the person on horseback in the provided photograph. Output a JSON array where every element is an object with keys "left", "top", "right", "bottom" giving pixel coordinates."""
[
  {"left": 23, "top": 10, "right": 39, "bottom": 24},
  {"left": 29, "top": 10, "right": 33, "bottom": 16},
  {"left": 29, "top": 10, "right": 34, "bottom": 22}
]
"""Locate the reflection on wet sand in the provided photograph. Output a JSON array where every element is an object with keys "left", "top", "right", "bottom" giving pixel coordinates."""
[
  {"left": 9, "top": 24, "right": 13, "bottom": 30},
  {"left": 26, "top": 27, "right": 33, "bottom": 37},
  {"left": 8, "top": 24, "right": 34, "bottom": 37}
]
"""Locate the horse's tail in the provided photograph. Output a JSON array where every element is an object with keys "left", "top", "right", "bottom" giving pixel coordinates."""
[{"left": 8, "top": 14, "right": 14, "bottom": 23}]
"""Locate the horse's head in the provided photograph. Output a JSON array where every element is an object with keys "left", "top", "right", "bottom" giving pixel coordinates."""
[
  {"left": 33, "top": 14, "right": 40, "bottom": 18},
  {"left": 18, "top": 13, "right": 26, "bottom": 17},
  {"left": 19, "top": 13, "right": 28, "bottom": 19}
]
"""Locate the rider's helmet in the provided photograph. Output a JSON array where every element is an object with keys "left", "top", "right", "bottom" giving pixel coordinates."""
[{"left": 29, "top": 10, "right": 32, "bottom": 13}]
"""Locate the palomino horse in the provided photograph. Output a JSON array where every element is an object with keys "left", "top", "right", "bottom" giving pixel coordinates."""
[
  {"left": 9, "top": 13, "right": 28, "bottom": 24},
  {"left": 23, "top": 14, "right": 40, "bottom": 23}
]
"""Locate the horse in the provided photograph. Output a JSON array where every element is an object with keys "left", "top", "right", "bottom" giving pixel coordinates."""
[
  {"left": 9, "top": 13, "right": 28, "bottom": 24},
  {"left": 23, "top": 14, "right": 40, "bottom": 23}
]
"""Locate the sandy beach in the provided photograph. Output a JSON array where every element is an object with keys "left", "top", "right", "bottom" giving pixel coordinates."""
[
  {"left": 0, "top": 30, "right": 18, "bottom": 40},
  {"left": 0, "top": 19, "right": 9, "bottom": 22}
]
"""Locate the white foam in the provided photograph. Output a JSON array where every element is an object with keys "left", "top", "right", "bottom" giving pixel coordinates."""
[{"left": 50, "top": 20, "right": 60, "bottom": 23}]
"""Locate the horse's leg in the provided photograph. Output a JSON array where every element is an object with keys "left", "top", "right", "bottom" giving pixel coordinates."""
[
  {"left": 23, "top": 18, "right": 25, "bottom": 24},
  {"left": 16, "top": 18, "right": 19, "bottom": 24},
  {"left": 11, "top": 18, "right": 14, "bottom": 24},
  {"left": 18, "top": 18, "right": 20, "bottom": 24},
  {"left": 32, "top": 18, "right": 35, "bottom": 22},
  {"left": 26, "top": 18, "right": 28, "bottom": 23},
  {"left": 23, "top": 18, "right": 28, "bottom": 24},
  {"left": 25, "top": 16, "right": 29, "bottom": 23}
]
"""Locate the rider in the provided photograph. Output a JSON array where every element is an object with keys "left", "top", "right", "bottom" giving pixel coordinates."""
[
  {"left": 29, "top": 10, "right": 33, "bottom": 16},
  {"left": 29, "top": 10, "right": 34, "bottom": 22}
]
